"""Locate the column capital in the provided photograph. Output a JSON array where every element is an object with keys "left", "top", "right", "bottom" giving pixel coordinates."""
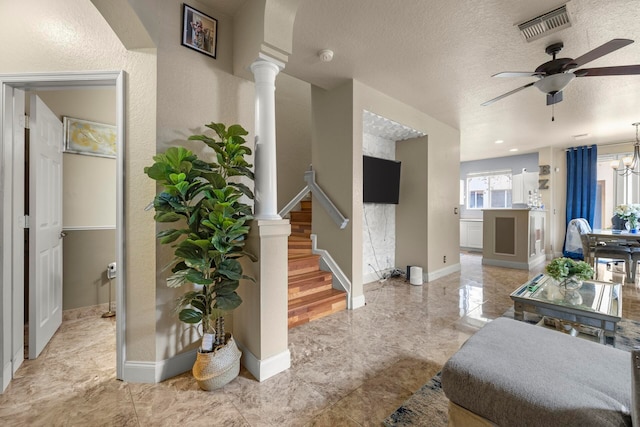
[{"left": 250, "top": 54, "right": 285, "bottom": 75}]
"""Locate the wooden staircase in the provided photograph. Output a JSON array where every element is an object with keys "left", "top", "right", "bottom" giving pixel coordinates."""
[{"left": 288, "top": 200, "right": 346, "bottom": 328}]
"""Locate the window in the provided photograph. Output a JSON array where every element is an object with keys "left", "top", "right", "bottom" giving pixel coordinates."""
[{"left": 466, "top": 172, "right": 512, "bottom": 210}]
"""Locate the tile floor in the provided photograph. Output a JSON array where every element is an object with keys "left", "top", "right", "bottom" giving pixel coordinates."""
[{"left": 3, "top": 252, "right": 640, "bottom": 426}]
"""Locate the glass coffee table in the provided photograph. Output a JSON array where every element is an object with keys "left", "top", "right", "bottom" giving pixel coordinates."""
[{"left": 510, "top": 274, "right": 622, "bottom": 345}]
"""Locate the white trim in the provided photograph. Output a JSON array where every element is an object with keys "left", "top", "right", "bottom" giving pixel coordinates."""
[
  {"left": 351, "top": 294, "right": 366, "bottom": 309},
  {"left": 426, "top": 263, "right": 461, "bottom": 282},
  {"left": 0, "top": 71, "right": 126, "bottom": 393},
  {"left": 236, "top": 340, "right": 291, "bottom": 382},
  {"left": 362, "top": 271, "right": 381, "bottom": 284},
  {"left": 62, "top": 225, "right": 116, "bottom": 231},
  {"left": 122, "top": 350, "right": 198, "bottom": 384},
  {"left": 11, "top": 347, "right": 23, "bottom": 375},
  {"left": 122, "top": 361, "right": 156, "bottom": 384},
  {"left": 1, "top": 362, "right": 10, "bottom": 391},
  {"left": 481, "top": 258, "right": 546, "bottom": 270},
  {"left": 155, "top": 349, "right": 196, "bottom": 382},
  {"left": 310, "top": 234, "right": 352, "bottom": 307}
]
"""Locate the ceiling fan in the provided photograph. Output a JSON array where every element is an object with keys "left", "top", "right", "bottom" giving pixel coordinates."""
[{"left": 482, "top": 39, "right": 640, "bottom": 106}]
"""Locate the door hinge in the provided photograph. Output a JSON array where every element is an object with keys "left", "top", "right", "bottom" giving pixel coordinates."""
[
  {"left": 23, "top": 215, "right": 29, "bottom": 229},
  {"left": 21, "top": 114, "right": 30, "bottom": 130}
]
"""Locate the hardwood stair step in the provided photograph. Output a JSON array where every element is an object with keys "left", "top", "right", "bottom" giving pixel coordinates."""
[
  {"left": 300, "top": 200, "right": 312, "bottom": 211},
  {"left": 288, "top": 270, "right": 333, "bottom": 299},
  {"left": 288, "top": 254, "right": 321, "bottom": 276},
  {"left": 290, "top": 210, "right": 312, "bottom": 223},
  {"left": 288, "top": 236, "right": 312, "bottom": 256},
  {"left": 288, "top": 289, "right": 347, "bottom": 328}
]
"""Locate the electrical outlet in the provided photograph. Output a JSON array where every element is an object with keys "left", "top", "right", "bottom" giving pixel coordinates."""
[{"left": 443, "top": 255, "right": 447, "bottom": 263}]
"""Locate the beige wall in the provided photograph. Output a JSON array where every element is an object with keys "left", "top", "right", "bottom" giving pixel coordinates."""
[
  {"left": 148, "top": 0, "right": 256, "bottom": 361},
  {"left": 312, "top": 79, "right": 460, "bottom": 301},
  {"left": 353, "top": 81, "right": 460, "bottom": 281},
  {"left": 276, "top": 73, "right": 312, "bottom": 209},
  {"left": 311, "top": 81, "right": 356, "bottom": 290},
  {"left": 62, "top": 230, "right": 116, "bottom": 310},
  {"left": 396, "top": 136, "right": 428, "bottom": 269},
  {"left": 0, "top": 0, "right": 158, "bottom": 361}
]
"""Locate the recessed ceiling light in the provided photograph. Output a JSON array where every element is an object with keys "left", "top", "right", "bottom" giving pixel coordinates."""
[
  {"left": 495, "top": 140, "right": 504, "bottom": 144},
  {"left": 509, "top": 148, "right": 519, "bottom": 152}
]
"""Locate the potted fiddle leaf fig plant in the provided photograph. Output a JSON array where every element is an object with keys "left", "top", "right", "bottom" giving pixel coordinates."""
[{"left": 144, "top": 122, "right": 256, "bottom": 390}]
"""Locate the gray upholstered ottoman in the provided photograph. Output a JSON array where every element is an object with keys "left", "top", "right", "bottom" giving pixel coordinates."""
[{"left": 442, "top": 317, "right": 632, "bottom": 427}]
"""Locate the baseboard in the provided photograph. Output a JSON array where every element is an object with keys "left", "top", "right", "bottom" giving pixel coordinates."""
[
  {"left": 426, "top": 263, "right": 461, "bottom": 282},
  {"left": 363, "top": 271, "right": 381, "bottom": 284},
  {"left": 482, "top": 257, "right": 545, "bottom": 270},
  {"left": 1, "top": 361, "right": 11, "bottom": 393},
  {"left": 122, "top": 348, "right": 197, "bottom": 384},
  {"left": 122, "top": 360, "right": 157, "bottom": 383},
  {"left": 155, "top": 349, "right": 196, "bottom": 382},
  {"left": 12, "top": 346, "right": 23, "bottom": 374},
  {"left": 351, "top": 294, "right": 366, "bottom": 309},
  {"left": 236, "top": 341, "right": 290, "bottom": 382}
]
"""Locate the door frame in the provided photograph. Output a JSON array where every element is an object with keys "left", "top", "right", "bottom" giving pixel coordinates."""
[{"left": 0, "top": 71, "right": 126, "bottom": 391}]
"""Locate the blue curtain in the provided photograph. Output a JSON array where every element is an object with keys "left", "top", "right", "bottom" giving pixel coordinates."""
[{"left": 563, "top": 144, "right": 597, "bottom": 257}]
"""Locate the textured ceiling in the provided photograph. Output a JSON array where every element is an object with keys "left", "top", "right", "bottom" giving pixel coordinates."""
[
  {"left": 207, "top": 0, "right": 640, "bottom": 162},
  {"left": 363, "top": 110, "right": 425, "bottom": 141}
]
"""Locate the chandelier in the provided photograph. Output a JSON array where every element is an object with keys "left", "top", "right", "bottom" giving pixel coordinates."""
[{"left": 611, "top": 122, "right": 640, "bottom": 176}]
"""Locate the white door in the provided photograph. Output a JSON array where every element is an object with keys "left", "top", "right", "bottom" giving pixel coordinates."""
[{"left": 28, "top": 94, "right": 63, "bottom": 359}]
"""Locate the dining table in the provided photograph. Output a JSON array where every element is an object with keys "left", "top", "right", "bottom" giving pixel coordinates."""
[{"left": 588, "top": 229, "right": 640, "bottom": 281}]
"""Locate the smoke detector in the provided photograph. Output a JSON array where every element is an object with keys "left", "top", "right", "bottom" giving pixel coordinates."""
[
  {"left": 517, "top": 5, "right": 571, "bottom": 42},
  {"left": 318, "top": 49, "right": 334, "bottom": 62}
]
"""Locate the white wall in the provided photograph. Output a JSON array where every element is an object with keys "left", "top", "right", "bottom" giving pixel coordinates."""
[{"left": 362, "top": 133, "right": 396, "bottom": 282}]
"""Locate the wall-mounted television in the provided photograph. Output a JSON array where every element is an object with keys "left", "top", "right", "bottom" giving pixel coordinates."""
[{"left": 363, "top": 155, "right": 401, "bottom": 204}]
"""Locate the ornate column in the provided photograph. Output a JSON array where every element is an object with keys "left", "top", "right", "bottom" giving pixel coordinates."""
[{"left": 250, "top": 57, "right": 283, "bottom": 220}]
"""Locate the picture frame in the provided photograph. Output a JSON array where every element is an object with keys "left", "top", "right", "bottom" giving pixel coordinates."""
[
  {"left": 181, "top": 4, "right": 218, "bottom": 59},
  {"left": 63, "top": 117, "right": 117, "bottom": 158}
]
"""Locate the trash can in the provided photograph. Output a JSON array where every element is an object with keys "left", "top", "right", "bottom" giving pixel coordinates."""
[{"left": 409, "top": 266, "right": 423, "bottom": 286}]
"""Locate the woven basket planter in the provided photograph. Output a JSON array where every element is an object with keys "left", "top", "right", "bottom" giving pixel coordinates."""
[{"left": 192, "top": 333, "right": 241, "bottom": 391}]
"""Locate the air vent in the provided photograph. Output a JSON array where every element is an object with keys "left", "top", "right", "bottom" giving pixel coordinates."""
[{"left": 518, "top": 5, "right": 571, "bottom": 42}]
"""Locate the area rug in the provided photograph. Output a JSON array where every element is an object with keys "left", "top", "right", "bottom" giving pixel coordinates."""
[
  {"left": 382, "top": 371, "right": 448, "bottom": 427},
  {"left": 383, "top": 311, "right": 640, "bottom": 426}
]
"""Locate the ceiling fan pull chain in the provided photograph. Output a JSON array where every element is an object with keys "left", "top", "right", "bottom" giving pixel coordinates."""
[{"left": 551, "top": 103, "right": 555, "bottom": 122}]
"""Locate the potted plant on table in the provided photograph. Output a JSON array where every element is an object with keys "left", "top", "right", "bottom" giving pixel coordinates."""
[
  {"left": 144, "top": 122, "right": 256, "bottom": 390},
  {"left": 545, "top": 257, "right": 594, "bottom": 292},
  {"left": 615, "top": 204, "right": 640, "bottom": 233}
]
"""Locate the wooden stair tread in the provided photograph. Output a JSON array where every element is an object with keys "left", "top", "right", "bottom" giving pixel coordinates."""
[
  {"left": 288, "top": 269, "right": 332, "bottom": 283},
  {"left": 288, "top": 288, "right": 346, "bottom": 310}
]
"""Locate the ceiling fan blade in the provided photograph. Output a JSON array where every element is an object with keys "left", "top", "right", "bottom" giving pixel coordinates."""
[
  {"left": 481, "top": 82, "right": 535, "bottom": 106},
  {"left": 492, "top": 72, "right": 542, "bottom": 78},
  {"left": 567, "top": 39, "right": 634, "bottom": 69},
  {"left": 575, "top": 65, "right": 640, "bottom": 76}
]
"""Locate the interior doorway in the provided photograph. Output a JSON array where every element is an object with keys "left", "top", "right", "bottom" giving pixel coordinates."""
[{"left": 0, "top": 71, "right": 126, "bottom": 392}]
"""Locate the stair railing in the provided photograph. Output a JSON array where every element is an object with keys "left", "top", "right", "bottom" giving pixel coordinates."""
[{"left": 278, "top": 169, "right": 349, "bottom": 229}]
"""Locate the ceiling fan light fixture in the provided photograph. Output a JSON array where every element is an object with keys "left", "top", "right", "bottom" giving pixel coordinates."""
[{"left": 533, "top": 73, "right": 575, "bottom": 94}]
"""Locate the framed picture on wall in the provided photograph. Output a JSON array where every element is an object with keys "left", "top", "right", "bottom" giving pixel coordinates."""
[
  {"left": 63, "top": 117, "right": 117, "bottom": 158},
  {"left": 181, "top": 4, "right": 218, "bottom": 59}
]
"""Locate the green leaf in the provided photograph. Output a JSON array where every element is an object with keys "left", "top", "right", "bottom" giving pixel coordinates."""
[
  {"left": 214, "top": 279, "right": 239, "bottom": 295},
  {"left": 167, "top": 269, "right": 189, "bottom": 288},
  {"left": 179, "top": 308, "right": 203, "bottom": 324},
  {"left": 144, "top": 163, "right": 169, "bottom": 181},
  {"left": 214, "top": 293, "right": 242, "bottom": 311},
  {"left": 185, "top": 270, "right": 213, "bottom": 285},
  {"left": 226, "top": 124, "right": 248, "bottom": 138},
  {"left": 155, "top": 212, "right": 181, "bottom": 222},
  {"left": 169, "top": 172, "right": 186, "bottom": 183},
  {"left": 217, "top": 259, "right": 243, "bottom": 280},
  {"left": 228, "top": 182, "right": 254, "bottom": 199}
]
